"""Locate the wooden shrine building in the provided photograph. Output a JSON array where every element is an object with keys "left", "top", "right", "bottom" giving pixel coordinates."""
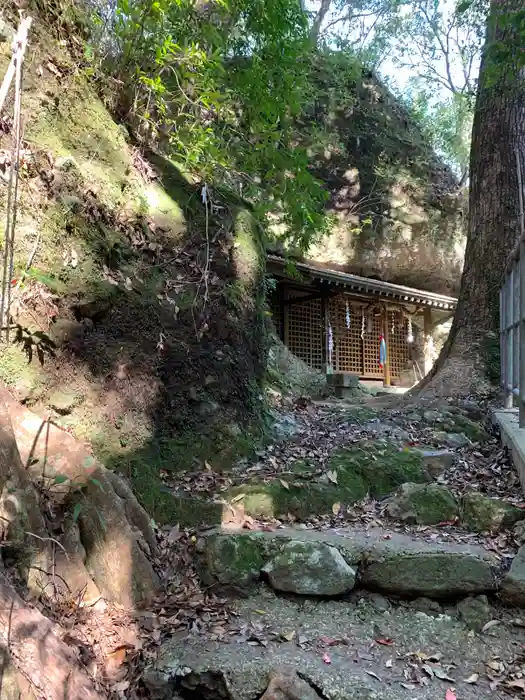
[{"left": 267, "top": 255, "right": 457, "bottom": 387}]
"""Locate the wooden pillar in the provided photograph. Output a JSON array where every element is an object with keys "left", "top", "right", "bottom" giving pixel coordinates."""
[{"left": 383, "top": 304, "right": 391, "bottom": 387}]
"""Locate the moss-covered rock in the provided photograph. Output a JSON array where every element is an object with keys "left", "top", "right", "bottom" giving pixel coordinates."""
[
  {"left": 445, "top": 415, "right": 488, "bottom": 443},
  {"left": 200, "top": 531, "right": 271, "bottom": 587},
  {"left": 225, "top": 442, "right": 428, "bottom": 521},
  {"left": 457, "top": 595, "right": 492, "bottom": 632},
  {"left": 461, "top": 492, "right": 525, "bottom": 533},
  {"left": 328, "top": 442, "right": 428, "bottom": 498},
  {"left": 385, "top": 483, "right": 459, "bottom": 525},
  {"left": 266, "top": 335, "right": 330, "bottom": 399},
  {"left": 199, "top": 528, "right": 500, "bottom": 597},
  {"left": 300, "top": 56, "right": 465, "bottom": 295},
  {"left": 262, "top": 540, "right": 356, "bottom": 595},
  {"left": 228, "top": 480, "right": 365, "bottom": 521}
]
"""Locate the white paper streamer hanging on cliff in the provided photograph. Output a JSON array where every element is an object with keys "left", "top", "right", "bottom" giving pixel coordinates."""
[
  {"left": 407, "top": 316, "right": 414, "bottom": 344},
  {"left": 327, "top": 321, "right": 334, "bottom": 367}
]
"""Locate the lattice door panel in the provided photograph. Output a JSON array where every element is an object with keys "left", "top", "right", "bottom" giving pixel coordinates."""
[
  {"left": 327, "top": 295, "right": 363, "bottom": 374},
  {"left": 388, "top": 310, "right": 409, "bottom": 379},
  {"left": 362, "top": 310, "right": 384, "bottom": 378},
  {"left": 287, "top": 298, "right": 323, "bottom": 370}
]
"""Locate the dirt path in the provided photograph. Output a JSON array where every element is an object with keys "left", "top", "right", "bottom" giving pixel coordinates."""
[{"left": 139, "top": 394, "right": 525, "bottom": 700}]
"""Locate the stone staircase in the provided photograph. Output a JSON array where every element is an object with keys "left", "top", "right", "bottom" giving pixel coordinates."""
[{"left": 144, "top": 526, "right": 525, "bottom": 700}]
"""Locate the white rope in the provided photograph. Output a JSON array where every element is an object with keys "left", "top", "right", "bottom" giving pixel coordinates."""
[{"left": 0, "top": 17, "right": 31, "bottom": 341}]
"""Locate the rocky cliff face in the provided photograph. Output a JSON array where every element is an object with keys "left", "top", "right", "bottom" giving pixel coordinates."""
[
  {"left": 284, "top": 60, "right": 466, "bottom": 295},
  {"left": 0, "top": 17, "right": 267, "bottom": 523}
]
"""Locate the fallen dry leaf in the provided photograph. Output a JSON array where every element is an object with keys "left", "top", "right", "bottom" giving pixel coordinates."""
[
  {"left": 364, "top": 670, "right": 381, "bottom": 682},
  {"left": 433, "top": 667, "right": 455, "bottom": 682},
  {"left": 486, "top": 659, "right": 505, "bottom": 673},
  {"left": 279, "top": 479, "right": 290, "bottom": 490},
  {"left": 375, "top": 638, "right": 394, "bottom": 646},
  {"left": 385, "top": 659, "right": 393, "bottom": 668},
  {"left": 281, "top": 630, "right": 296, "bottom": 642},
  {"left": 332, "top": 502, "right": 341, "bottom": 515},
  {"left": 327, "top": 470, "right": 338, "bottom": 484},
  {"left": 481, "top": 619, "right": 501, "bottom": 633},
  {"left": 464, "top": 673, "right": 479, "bottom": 684},
  {"left": 112, "top": 680, "right": 130, "bottom": 692},
  {"left": 508, "top": 679, "right": 525, "bottom": 691}
]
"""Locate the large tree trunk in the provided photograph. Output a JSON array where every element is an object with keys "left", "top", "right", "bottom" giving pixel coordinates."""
[{"left": 417, "top": 0, "right": 525, "bottom": 397}]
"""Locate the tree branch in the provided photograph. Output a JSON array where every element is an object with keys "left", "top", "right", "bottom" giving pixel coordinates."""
[{"left": 310, "top": 0, "right": 332, "bottom": 43}]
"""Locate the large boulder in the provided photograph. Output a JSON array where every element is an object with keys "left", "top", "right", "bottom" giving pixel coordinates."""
[
  {"left": 461, "top": 492, "right": 525, "bottom": 533},
  {"left": 262, "top": 541, "right": 356, "bottom": 596},
  {"left": 267, "top": 335, "right": 329, "bottom": 399},
  {"left": 4, "top": 395, "right": 159, "bottom": 607},
  {"left": 384, "top": 482, "right": 459, "bottom": 525}
]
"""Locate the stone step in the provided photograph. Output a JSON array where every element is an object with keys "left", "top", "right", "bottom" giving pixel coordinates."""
[
  {"left": 197, "top": 527, "right": 501, "bottom": 599},
  {"left": 144, "top": 589, "right": 521, "bottom": 700}
]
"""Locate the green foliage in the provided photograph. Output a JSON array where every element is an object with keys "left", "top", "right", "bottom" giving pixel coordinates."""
[
  {"left": 89, "top": 0, "right": 330, "bottom": 250},
  {"left": 404, "top": 87, "right": 473, "bottom": 176},
  {"left": 13, "top": 325, "right": 56, "bottom": 366}
]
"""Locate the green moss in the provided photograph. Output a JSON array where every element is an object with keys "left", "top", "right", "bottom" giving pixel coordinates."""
[
  {"left": 229, "top": 481, "right": 352, "bottom": 520},
  {"left": 204, "top": 532, "right": 269, "bottom": 586},
  {"left": 386, "top": 483, "right": 459, "bottom": 525},
  {"left": 113, "top": 452, "right": 222, "bottom": 527},
  {"left": 143, "top": 182, "right": 186, "bottom": 235},
  {"left": 329, "top": 442, "right": 427, "bottom": 498},
  {"left": 27, "top": 79, "right": 131, "bottom": 211},
  {"left": 222, "top": 442, "right": 428, "bottom": 521},
  {"left": 290, "top": 459, "right": 315, "bottom": 473},
  {"left": 0, "top": 343, "right": 45, "bottom": 399},
  {"left": 339, "top": 406, "right": 377, "bottom": 423},
  {"left": 161, "top": 427, "right": 264, "bottom": 473},
  {"left": 461, "top": 492, "right": 525, "bottom": 533},
  {"left": 446, "top": 415, "right": 488, "bottom": 443}
]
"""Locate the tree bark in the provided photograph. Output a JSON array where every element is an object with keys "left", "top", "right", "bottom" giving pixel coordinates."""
[
  {"left": 0, "top": 571, "right": 104, "bottom": 700},
  {"left": 310, "top": 0, "right": 331, "bottom": 44},
  {"left": 417, "top": 0, "right": 525, "bottom": 396}
]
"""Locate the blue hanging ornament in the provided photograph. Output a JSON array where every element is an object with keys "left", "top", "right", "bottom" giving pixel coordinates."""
[
  {"left": 379, "top": 334, "right": 387, "bottom": 369},
  {"left": 345, "top": 301, "right": 351, "bottom": 329}
]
